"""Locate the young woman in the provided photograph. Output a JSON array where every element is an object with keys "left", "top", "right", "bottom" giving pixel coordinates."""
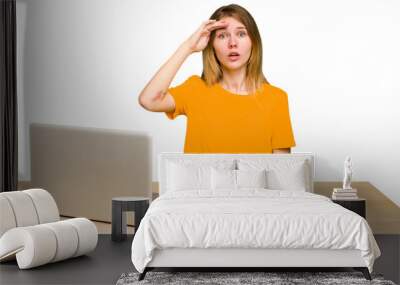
[{"left": 138, "top": 4, "right": 296, "bottom": 154}]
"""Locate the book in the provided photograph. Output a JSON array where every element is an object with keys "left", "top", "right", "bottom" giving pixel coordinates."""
[
  {"left": 331, "top": 196, "right": 361, "bottom": 200},
  {"left": 332, "top": 193, "right": 359, "bottom": 200},
  {"left": 333, "top": 188, "right": 357, "bottom": 193},
  {"left": 333, "top": 192, "right": 358, "bottom": 197}
]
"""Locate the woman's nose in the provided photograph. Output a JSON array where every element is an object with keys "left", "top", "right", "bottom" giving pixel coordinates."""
[{"left": 228, "top": 37, "right": 238, "bottom": 48}]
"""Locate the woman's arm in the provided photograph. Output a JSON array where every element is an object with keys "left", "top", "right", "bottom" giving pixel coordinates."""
[
  {"left": 138, "top": 42, "right": 193, "bottom": 112},
  {"left": 272, "top": 148, "right": 291, "bottom": 154},
  {"left": 138, "top": 20, "right": 228, "bottom": 113}
]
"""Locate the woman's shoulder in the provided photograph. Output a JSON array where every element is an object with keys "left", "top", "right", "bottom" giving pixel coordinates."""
[
  {"left": 186, "top": 74, "right": 204, "bottom": 84},
  {"left": 262, "top": 83, "right": 288, "bottom": 101},
  {"left": 177, "top": 75, "right": 206, "bottom": 91},
  {"left": 263, "top": 83, "right": 287, "bottom": 95}
]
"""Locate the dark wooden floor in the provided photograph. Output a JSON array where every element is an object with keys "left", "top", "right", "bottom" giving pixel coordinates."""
[
  {"left": 0, "top": 235, "right": 134, "bottom": 285},
  {"left": 0, "top": 234, "right": 398, "bottom": 285}
]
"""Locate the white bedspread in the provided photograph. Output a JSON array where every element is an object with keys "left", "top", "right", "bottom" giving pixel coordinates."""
[{"left": 131, "top": 189, "right": 381, "bottom": 273}]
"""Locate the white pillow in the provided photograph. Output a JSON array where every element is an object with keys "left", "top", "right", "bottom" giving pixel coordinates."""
[
  {"left": 237, "top": 159, "right": 311, "bottom": 192},
  {"left": 211, "top": 168, "right": 236, "bottom": 190},
  {"left": 211, "top": 168, "right": 268, "bottom": 190},
  {"left": 266, "top": 161, "right": 309, "bottom": 191},
  {"left": 166, "top": 160, "right": 235, "bottom": 192},
  {"left": 237, "top": 169, "right": 267, "bottom": 188}
]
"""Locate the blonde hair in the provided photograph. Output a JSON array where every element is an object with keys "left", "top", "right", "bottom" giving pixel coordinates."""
[{"left": 201, "top": 4, "right": 270, "bottom": 94}]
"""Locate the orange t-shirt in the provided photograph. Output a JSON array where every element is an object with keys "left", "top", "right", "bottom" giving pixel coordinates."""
[{"left": 165, "top": 75, "right": 296, "bottom": 153}]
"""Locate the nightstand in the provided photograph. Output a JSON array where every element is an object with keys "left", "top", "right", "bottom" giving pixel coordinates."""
[
  {"left": 332, "top": 198, "right": 366, "bottom": 218},
  {"left": 111, "top": 196, "right": 150, "bottom": 241}
]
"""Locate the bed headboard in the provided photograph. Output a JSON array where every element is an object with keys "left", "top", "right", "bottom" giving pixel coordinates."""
[
  {"left": 30, "top": 123, "right": 152, "bottom": 223},
  {"left": 158, "top": 152, "right": 315, "bottom": 195}
]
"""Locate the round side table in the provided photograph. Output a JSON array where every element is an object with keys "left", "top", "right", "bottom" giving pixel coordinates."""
[{"left": 111, "top": 196, "right": 149, "bottom": 242}]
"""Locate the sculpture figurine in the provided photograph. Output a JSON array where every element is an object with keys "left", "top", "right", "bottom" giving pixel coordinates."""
[{"left": 343, "top": 156, "right": 353, "bottom": 189}]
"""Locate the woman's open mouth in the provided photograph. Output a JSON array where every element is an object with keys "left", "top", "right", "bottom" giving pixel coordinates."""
[{"left": 228, "top": 52, "right": 240, "bottom": 61}]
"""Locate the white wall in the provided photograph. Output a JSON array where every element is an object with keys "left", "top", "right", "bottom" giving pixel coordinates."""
[{"left": 17, "top": 0, "right": 400, "bottom": 206}]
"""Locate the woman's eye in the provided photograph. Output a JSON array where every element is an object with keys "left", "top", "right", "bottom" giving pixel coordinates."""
[{"left": 217, "top": 32, "right": 246, "bottom": 39}]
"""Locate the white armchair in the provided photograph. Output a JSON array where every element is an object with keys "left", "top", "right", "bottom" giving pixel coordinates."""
[{"left": 0, "top": 188, "right": 98, "bottom": 269}]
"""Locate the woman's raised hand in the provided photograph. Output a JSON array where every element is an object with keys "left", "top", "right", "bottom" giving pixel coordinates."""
[{"left": 185, "top": 19, "right": 228, "bottom": 53}]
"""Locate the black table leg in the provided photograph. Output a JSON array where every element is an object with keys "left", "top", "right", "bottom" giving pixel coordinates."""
[{"left": 112, "top": 200, "right": 127, "bottom": 241}]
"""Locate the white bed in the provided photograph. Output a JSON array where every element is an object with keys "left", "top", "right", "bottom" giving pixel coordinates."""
[{"left": 131, "top": 153, "right": 381, "bottom": 281}]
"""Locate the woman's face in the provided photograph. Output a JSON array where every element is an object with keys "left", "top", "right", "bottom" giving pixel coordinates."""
[{"left": 212, "top": 16, "right": 252, "bottom": 72}]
